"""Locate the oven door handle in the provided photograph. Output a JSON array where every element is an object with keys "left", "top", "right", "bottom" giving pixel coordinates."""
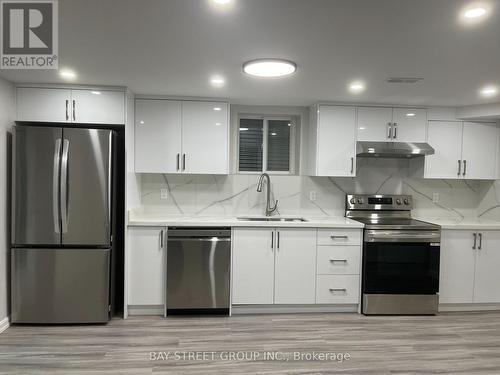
[{"left": 364, "top": 230, "right": 441, "bottom": 243}]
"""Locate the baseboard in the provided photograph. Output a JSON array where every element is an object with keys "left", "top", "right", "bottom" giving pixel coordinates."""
[
  {"left": 0, "top": 317, "right": 9, "bottom": 334},
  {"left": 127, "top": 305, "right": 164, "bottom": 316},
  {"left": 439, "top": 303, "right": 500, "bottom": 312},
  {"left": 231, "top": 304, "right": 359, "bottom": 315}
]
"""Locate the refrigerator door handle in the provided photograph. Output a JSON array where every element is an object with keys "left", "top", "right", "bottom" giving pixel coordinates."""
[
  {"left": 53, "top": 139, "right": 62, "bottom": 234},
  {"left": 61, "top": 139, "right": 70, "bottom": 233}
]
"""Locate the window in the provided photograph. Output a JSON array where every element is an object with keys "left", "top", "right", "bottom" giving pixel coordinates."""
[{"left": 238, "top": 116, "right": 294, "bottom": 173}]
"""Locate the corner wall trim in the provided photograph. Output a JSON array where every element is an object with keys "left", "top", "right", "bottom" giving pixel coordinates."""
[{"left": 0, "top": 317, "right": 9, "bottom": 334}]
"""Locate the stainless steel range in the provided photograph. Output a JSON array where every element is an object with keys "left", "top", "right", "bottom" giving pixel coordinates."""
[{"left": 346, "top": 194, "right": 441, "bottom": 315}]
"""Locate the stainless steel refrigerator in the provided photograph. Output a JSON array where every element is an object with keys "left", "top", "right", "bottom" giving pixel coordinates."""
[{"left": 11, "top": 125, "right": 113, "bottom": 324}]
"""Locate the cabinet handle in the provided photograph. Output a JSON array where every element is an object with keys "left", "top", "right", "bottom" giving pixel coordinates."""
[
  {"left": 176, "top": 153, "right": 180, "bottom": 171},
  {"left": 329, "top": 288, "right": 347, "bottom": 292},
  {"left": 478, "top": 232, "right": 482, "bottom": 250},
  {"left": 329, "top": 259, "right": 348, "bottom": 263},
  {"left": 473, "top": 232, "right": 477, "bottom": 250},
  {"left": 463, "top": 160, "right": 467, "bottom": 176},
  {"left": 72, "top": 100, "right": 76, "bottom": 121},
  {"left": 65, "top": 100, "right": 69, "bottom": 121},
  {"left": 182, "top": 154, "right": 186, "bottom": 171},
  {"left": 277, "top": 231, "right": 280, "bottom": 250},
  {"left": 271, "top": 231, "right": 274, "bottom": 249},
  {"left": 350, "top": 157, "right": 354, "bottom": 174},
  {"left": 387, "top": 123, "right": 392, "bottom": 139},
  {"left": 160, "top": 229, "right": 164, "bottom": 248},
  {"left": 457, "top": 160, "right": 461, "bottom": 176},
  {"left": 330, "top": 235, "right": 348, "bottom": 240},
  {"left": 392, "top": 122, "right": 397, "bottom": 139}
]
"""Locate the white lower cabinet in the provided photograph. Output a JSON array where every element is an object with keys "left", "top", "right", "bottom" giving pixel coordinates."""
[
  {"left": 128, "top": 227, "right": 166, "bottom": 306},
  {"left": 232, "top": 228, "right": 275, "bottom": 304},
  {"left": 274, "top": 228, "right": 317, "bottom": 304},
  {"left": 232, "top": 227, "right": 316, "bottom": 305},
  {"left": 439, "top": 230, "right": 500, "bottom": 304},
  {"left": 316, "top": 275, "right": 360, "bottom": 304}
]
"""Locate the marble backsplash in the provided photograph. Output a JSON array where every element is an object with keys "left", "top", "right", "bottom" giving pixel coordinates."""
[{"left": 138, "top": 158, "right": 499, "bottom": 220}]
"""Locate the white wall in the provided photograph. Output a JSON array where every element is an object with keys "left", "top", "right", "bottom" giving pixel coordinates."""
[{"left": 0, "top": 77, "right": 15, "bottom": 322}]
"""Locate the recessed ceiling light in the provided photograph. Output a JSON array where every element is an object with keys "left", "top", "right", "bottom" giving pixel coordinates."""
[
  {"left": 215, "top": 122, "right": 221, "bottom": 126},
  {"left": 210, "top": 75, "right": 225, "bottom": 88},
  {"left": 271, "top": 132, "right": 277, "bottom": 136},
  {"left": 59, "top": 69, "right": 77, "bottom": 80},
  {"left": 480, "top": 85, "right": 498, "bottom": 97},
  {"left": 464, "top": 7, "right": 487, "bottom": 18},
  {"left": 348, "top": 81, "right": 366, "bottom": 94},
  {"left": 213, "top": 0, "right": 231, "bottom": 4},
  {"left": 243, "top": 59, "right": 297, "bottom": 78},
  {"left": 213, "top": 107, "right": 222, "bottom": 111},
  {"left": 91, "top": 91, "right": 101, "bottom": 95},
  {"left": 239, "top": 127, "right": 249, "bottom": 131},
  {"left": 139, "top": 120, "right": 145, "bottom": 125},
  {"left": 406, "top": 113, "right": 416, "bottom": 117}
]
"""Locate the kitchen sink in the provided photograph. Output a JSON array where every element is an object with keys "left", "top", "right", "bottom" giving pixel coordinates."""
[{"left": 237, "top": 216, "right": 308, "bottom": 222}]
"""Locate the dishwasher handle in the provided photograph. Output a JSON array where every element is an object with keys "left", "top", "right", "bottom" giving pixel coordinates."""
[{"left": 167, "top": 237, "right": 231, "bottom": 242}]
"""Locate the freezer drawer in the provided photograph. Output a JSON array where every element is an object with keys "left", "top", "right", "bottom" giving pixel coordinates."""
[
  {"left": 11, "top": 248, "right": 110, "bottom": 323},
  {"left": 167, "top": 228, "right": 231, "bottom": 313}
]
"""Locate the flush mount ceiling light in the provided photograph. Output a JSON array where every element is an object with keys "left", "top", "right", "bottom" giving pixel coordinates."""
[
  {"left": 459, "top": 3, "right": 492, "bottom": 24},
  {"left": 243, "top": 59, "right": 297, "bottom": 78},
  {"left": 464, "top": 7, "right": 487, "bottom": 18},
  {"left": 348, "top": 81, "right": 366, "bottom": 94},
  {"left": 210, "top": 75, "right": 225, "bottom": 88},
  {"left": 480, "top": 85, "right": 498, "bottom": 97},
  {"left": 59, "top": 69, "right": 77, "bottom": 80}
]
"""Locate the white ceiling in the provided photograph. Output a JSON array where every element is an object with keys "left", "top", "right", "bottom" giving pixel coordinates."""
[{"left": 1, "top": 0, "right": 500, "bottom": 106}]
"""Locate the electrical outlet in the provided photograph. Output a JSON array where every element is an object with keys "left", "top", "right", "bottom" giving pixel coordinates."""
[
  {"left": 309, "top": 191, "right": 317, "bottom": 201},
  {"left": 432, "top": 193, "right": 439, "bottom": 203},
  {"left": 160, "top": 188, "right": 168, "bottom": 200}
]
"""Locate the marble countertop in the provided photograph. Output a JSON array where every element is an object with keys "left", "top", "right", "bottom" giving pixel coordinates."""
[
  {"left": 416, "top": 217, "right": 500, "bottom": 230},
  {"left": 127, "top": 213, "right": 364, "bottom": 229}
]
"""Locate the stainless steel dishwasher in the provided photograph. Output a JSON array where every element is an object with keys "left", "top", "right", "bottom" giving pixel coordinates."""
[{"left": 167, "top": 228, "right": 231, "bottom": 315}]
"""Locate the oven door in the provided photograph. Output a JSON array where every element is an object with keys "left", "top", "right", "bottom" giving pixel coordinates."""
[{"left": 362, "top": 230, "right": 440, "bottom": 295}]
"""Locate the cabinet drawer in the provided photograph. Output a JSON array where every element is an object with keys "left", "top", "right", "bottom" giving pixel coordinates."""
[
  {"left": 317, "top": 229, "right": 361, "bottom": 246},
  {"left": 316, "top": 275, "right": 360, "bottom": 304},
  {"left": 316, "top": 246, "right": 360, "bottom": 275}
]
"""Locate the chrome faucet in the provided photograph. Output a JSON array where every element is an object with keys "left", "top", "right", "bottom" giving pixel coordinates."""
[{"left": 256, "top": 173, "right": 278, "bottom": 216}]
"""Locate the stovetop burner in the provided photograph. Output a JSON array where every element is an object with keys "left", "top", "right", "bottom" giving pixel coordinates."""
[{"left": 345, "top": 194, "right": 440, "bottom": 231}]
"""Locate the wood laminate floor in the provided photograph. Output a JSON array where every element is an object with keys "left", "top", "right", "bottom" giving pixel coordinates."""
[{"left": 1, "top": 312, "right": 500, "bottom": 374}]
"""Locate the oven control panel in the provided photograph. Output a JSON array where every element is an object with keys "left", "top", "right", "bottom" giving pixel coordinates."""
[{"left": 346, "top": 194, "right": 413, "bottom": 210}]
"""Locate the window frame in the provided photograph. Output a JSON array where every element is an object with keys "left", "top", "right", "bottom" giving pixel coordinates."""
[{"left": 236, "top": 114, "right": 296, "bottom": 175}]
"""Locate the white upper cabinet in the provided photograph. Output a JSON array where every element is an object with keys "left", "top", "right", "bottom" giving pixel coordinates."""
[
  {"left": 16, "top": 87, "right": 125, "bottom": 124},
  {"left": 71, "top": 90, "right": 125, "bottom": 124},
  {"left": 357, "top": 106, "right": 426, "bottom": 142},
  {"left": 461, "top": 122, "right": 499, "bottom": 180},
  {"left": 134, "top": 100, "right": 182, "bottom": 173},
  {"left": 425, "top": 121, "right": 463, "bottom": 179},
  {"left": 133, "top": 99, "right": 229, "bottom": 175},
  {"left": 17, "top": 88, "right": 71, "bottom": 123},
  {"left": 424, "top": 121, "right": 499, "bottom": 180},
  {"left": 274, "top": 228, "right": 316, "bottom": 304},
  {"left": 357, "top": 107, "right": 393, "bottom": 142},
  {"left": 181, "top": 101, "right": 229, "bottom": 174},
  {"left": 309, "top": 105, "right": 357, "bottom": 177},
  {"left": 392, "top": 108, "right": 427, "bottom": 142}
]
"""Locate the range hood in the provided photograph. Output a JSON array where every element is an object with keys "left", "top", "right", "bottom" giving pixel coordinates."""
[{"left": 356, "top": 141, "right": 435, "bottom": 158}]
